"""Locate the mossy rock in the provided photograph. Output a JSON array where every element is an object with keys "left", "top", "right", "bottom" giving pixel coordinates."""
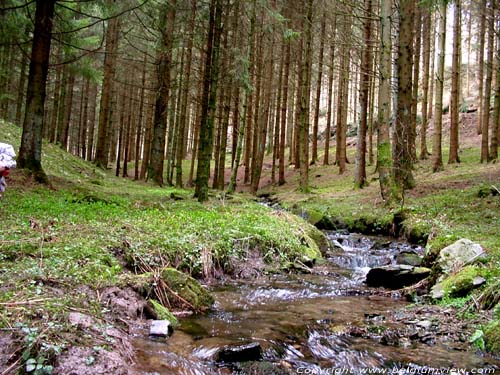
[
  {"left": 403, "top": 222, "right": 430, "bottom": 246},
  {"left": 149, "top": 299, "right": 179, "bottom": 327},
  {"left": 301, "top": 209, "right": 325, "bottom": 227},
  {"left": 161, "top": 268, "right": 214, "bottom": 311},
  {"left": 303, "top": 225, "right": 330, "bottom": 256},
  {"left": 485, "top": 320, "right": 500, "bottom": 354},
  {"left": 438, "top": 266, "right": 486, "bottom": 298}
]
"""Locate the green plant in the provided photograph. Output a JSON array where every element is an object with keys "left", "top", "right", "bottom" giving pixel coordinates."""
[
  {"left": 19, "top": 324, "right": 62, "bottom": 375},
  {"left": 469, "top": 329, "right": 485, "bottom": 351}
]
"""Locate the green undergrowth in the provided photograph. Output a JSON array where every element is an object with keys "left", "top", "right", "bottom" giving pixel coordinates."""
[{"left": 0, "top": 120, "right": 324, "bottom": 370}]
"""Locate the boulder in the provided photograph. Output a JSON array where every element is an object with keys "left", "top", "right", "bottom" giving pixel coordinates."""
[
  {"left": 430, "top": 283, "right": 445, "bottom": 299},
  {"left": 215, "top": 342, "right": 263, "bottom": 363},
  {"left": 149, "top": 320, "right": 173, "bottom": 338},
  {"left": 365, "top": 265, "right": 431, "bottom": 289},
  {"left": 161, "top": 268, "right": 214, "bottom": 311},
  {"left": 396, "top": 251, "right": 423, "bottom": 266},
  {"left": 437, "top": 239, "right": 485, "bottom": 274}
]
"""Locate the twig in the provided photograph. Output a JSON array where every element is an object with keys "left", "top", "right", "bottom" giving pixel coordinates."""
[
  {"left": 0, "top": 358, "right": 20, "bottom": 375},
  {"left": 0, "top": 298, "right": 48, "bottom": 306}
]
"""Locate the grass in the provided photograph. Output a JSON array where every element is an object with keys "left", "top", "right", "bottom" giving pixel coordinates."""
[
  {"left": 0, "top": 120, "right": 325, "bottom": 370},
  {"left": 1, "top": 115, "right": 499, "bottom": 359}
]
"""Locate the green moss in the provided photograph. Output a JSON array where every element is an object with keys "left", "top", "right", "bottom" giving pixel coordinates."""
[
  {"left": 161, "top": 268, "right": 214, "bottom": 311},
  {"left": 439, "top": 266, "right": 486, "bottom": 298},
  {"left": 149, "top": 299, "right": 178, "bottom": 327},
  {"left": 485, "top": 320, "right": 500, "bottom": 354}
]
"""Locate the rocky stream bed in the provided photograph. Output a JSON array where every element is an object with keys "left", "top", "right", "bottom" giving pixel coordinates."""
[{"left": 126, "top": 232, "right": 499, "bottom": 375}]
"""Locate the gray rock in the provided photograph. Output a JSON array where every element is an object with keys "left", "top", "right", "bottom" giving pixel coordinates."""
[
  {"left": 437, "top": 239, "right": 485, "bottom": 274},
  {"left": 473, "top": 276, "right": 486, "bottom": 287},
  {"left": 215, "top": 342, "right": 262, "bottom": 363},
  {"left": 416, "top": 320, "right": 433, "bottom": 330},
  {"left": 431, "top": 283, "right": 445, "bottom": 299},
  {"left": 396, "top": 251, "right": 423, "bottom": 266},
  {"left": 365, "top": 265, "right": 431, "bottom": 289},
  {"left": 149, "top": 320, "right": 173, "bottom": 338}
]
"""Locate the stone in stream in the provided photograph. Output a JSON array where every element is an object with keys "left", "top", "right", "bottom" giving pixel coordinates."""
[
  {"left": 396, "top": 250, "right": 423, "bottom": 267},
  {"left": 215, "top": 342, "right": 263, "bottom": 363},
  {"left": 365, "top": 265, "right": 431, "bottom": 289},
  {"left": 149, "top": 320, "right": 173, "bottom": 338}
]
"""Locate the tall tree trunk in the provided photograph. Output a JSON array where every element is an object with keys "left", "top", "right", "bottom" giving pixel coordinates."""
[
  {"left": 194, "top": 0, "right": 223, "bottom": 202},
  {"left": 298, "top": 0, "right": 313, "bottom": 191},
  {"left": 243, "top": 0, "right": 257, "bottom": 185},
  {"left": 393, "top": 0, "right": 416, "bottom": 191},
  {"left": 122, "top": 88, "right": 133, "bottom": 178},
  {"left": 251, "top": 40, "right": 274, "bottom": 194},
  {"left": 278, "top": 38, "right": 291, "bottom": 185},
  {"left": 377, "top": 0, "right": 394, "bottom": 202},
  {"left": 250, "top": 38, "right": 264, "bottom": 185},
  {"left": 410, "top": 6, "right": 421, "bottom": 163},
  {"left": 15, "top": 53, "right": 28, "bottom": 126},
  {"left": 311, "top": 14, "right": 326, "bottom": 164},
  {"left": 95, "top": 15, "right": 120, "bottom": 168},
  {"left": 18, "top": 0, "right": 55, "bottom": 182},
  {"left": 491, "top": 12, "right": 500, "bottom": 161},
  {"left": 432, "top": 2, "right": 447, "bottom": 172},
  {"left": 86, "top": 83, "right": 97, "bottom": 161},
  {"left": 272, "top": 39, "right": 284, "bottom": 185},
  {"left": 61, "top": 71, "right": 75, "bottom": 151},
  {"left": 480, "top": 0, "right": 494, "bottom": 163},
  {"left": 355, "top": 0, "right": 373, "bottom": 188},
  {"left": 80, "top": 77, "right": 90, "bottom": 159},
  {"left": 147, "top": 1, "right": 176, "bottom": 185},
  {"left": 449, "top": 0, "right": 461, "bottom": 164},
  {"left": 323, "top": 17, "right": 336, "bottom": 166},
  {"left": 140, "top": 92, "right": 154, "bottom": 178},
  {"left": 476, "top": 0, "right": 487, "bottom": 135},
  {"left": 420, "top": 9, "right": 431, "bottom": 160},
  {"left": 293, "top": 39, "right": 303, "bottom": 169},
  {"left": 336, "top": 5, "right": 351, "bottom": 175},
  {"left": 135, "top": 52, "right": 148, "bottom": 180}
]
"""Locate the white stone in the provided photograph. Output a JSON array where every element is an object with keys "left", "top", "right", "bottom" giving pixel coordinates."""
[{"left": 149, "top": 320, "right": 172, "bottom": 337}]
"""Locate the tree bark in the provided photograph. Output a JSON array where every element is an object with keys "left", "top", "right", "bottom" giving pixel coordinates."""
[
  {"left": 94, "top": 15, "right": 120, "bottom": 168},
  {"left": 377, "top": 0, "right": 394, "bottom": 202},
  {"left": 194, "top": 0, "right": 223, "bottom": 202},
  {"left": 432, "top": 2, "right": 447, "bottom": 173},
  {"left": 491, "top": 11, "right": 500, "bottom": 161},
  {"left": 476, "top": 0, "right": 487, "bottom": 135},
  {"left": 393, "top": 0, "right": 416, "bottom": 191},
  {"left": 18, "top": 0, "right": 55, "bottom": 183},
  {"left": 480, "top": 0, "right": 494, "bottom": 163},
  {"left": 420, "top": 9, "right": 431, "bottom": 160},
  {"left": 449, "top": 0, "right": 461, "bottom": 164},
  {"left": 147, "top": 1, "right": 176, "bottom": 185},
  {"left": 323, "top": 17, "right": 336, "bottom": 166},
  {"left": 355, "top": 0, "right": 373, "bottom": 188},
  {"left": 311, "top": 14, "right": 326, "bottom": 164}
]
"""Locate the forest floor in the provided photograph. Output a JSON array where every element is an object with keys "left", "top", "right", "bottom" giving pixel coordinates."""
[{"left": 0, "top": 111, "right": 499, "bottom": 373}]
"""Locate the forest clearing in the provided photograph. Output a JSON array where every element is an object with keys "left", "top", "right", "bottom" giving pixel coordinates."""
[{"left": 1, "top": 0, "right": 500, "bottom": 374}]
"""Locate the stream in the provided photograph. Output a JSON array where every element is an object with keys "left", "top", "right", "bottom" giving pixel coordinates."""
[{"left": 131, "top": 232, "right": 500, "bottom": 375}]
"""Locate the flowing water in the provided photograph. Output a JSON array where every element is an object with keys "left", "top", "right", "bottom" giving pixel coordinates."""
[{"left": 131, "top": 232, "right": 499, "bottom": 375}]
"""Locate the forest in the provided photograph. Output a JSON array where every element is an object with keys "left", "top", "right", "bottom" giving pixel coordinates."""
[{"left": 0, "top": 0, "right": 499, "bottom": 374}]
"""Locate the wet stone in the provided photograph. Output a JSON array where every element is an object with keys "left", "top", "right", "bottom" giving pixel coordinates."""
[
  {"left": 365, "top": 265, "right": 431, "bottom": 289},
  {"left": 149, "top": 320, "right": 173, "bottom": 338},
  {"left": 396, "top": 250, "right": 423, "bottom": 266},
  {"left": 215, "top": 342, "right": 263, "bottom": 363}
]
